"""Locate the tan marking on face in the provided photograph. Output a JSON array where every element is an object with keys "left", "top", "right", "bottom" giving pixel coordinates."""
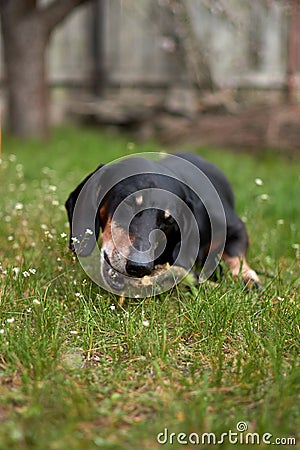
[
  {"left": 101, "top": 217, "right": 131, "bottom": 274},
  {"left": 99, "top": 204, "right": 108, "bottom": 223},
  {"left": 101, "top": 217, "right": 114, "bottom": 254},
  {"left": 222, "top": 253, "right": 261, "bottom": 286},
  {"left": 136, "top": 195, "right": 143, "bottom": 206}
]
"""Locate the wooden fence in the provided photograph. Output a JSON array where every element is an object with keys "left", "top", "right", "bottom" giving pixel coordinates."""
[{"left": 0, "top": 0, "right": 299, "bottom": 94}]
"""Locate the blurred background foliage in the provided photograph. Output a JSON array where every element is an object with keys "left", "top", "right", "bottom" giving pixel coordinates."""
[{"left": 0, "top": 0, "right": 299, "bottom": 156}]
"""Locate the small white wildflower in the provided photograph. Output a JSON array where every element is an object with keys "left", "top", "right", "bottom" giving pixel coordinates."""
[
  {"left": 277, "top": 219, "right": 284, "bottom": 225},
  {"left": 29, "top": 268, "right": 36, "bottom": 275},
  {"left": 71, "top": 237, "right": 80, "bottom": 244},
  {"left": 277, "top": 297, "right": 285, "bottom": 302},
  {"left": 9, "top": 154, "right": 16, "bottom": 162},
  {"left": 127, "top": 142, "right": 136, "bottom": 151},
  {"left": 0, "top": 329, "right": 4, "bottom": 335},
  {"left": 7, "top": 318, "right": 15, "bottom": 324},
  {"left": 41, "top": 224, "right": 48, "bottom": 230},
  {"left": 60, "top": 232, "right": 67, "bottom": 238},
  {"left": 142, "top": 319, "right": 150, "bottom": 327},
  {"left": 292, "top": 243, "right": 300, "bottom": 259},
  {"left": 85, "top": 228, "right": 93, "bottom": 236},
  {"left": 70, "top": 330, "right": 79, "bottom": 335},
  {"left": 33, "top": 299, "right": 41, "bottom": 305},
  {"left": 52, "top": 200, "right": 59, "bottom": 206},
  {"left": 15, "top": 202, "right": 24, "bottom": 210},
  {"left": 259, "top": 194, "right": 269, "bottom": 201},
  {"left": 49, "top": 185, "right": 57, "bottom": 192},
  {"left": 7, "top": 236, "right": 14, "bottom": 241},
  {"left": 12, "top": 267, "right": 20, "bottom": 276},
  {"left": 23, "top": 271, "right": 30, "bottom": 277},
  {"left": 110, "top": 305, "right": 116, "bottom": 311},
  {"left": 255, "top": 178, "right": 263, "bottom": 186},
  {"left": 74, "top": 292, "right": 81, "bottom": 298}
]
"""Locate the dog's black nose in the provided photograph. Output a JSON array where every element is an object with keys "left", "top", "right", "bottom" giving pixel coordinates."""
[{"left": 126, "top": 260, "right": 153, "bottom": 278}]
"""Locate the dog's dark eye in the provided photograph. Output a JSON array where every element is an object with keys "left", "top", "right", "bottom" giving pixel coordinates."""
[
  {"left": 165, "top": 216, "right": 175, "bottom": 225},
  {"left": 161, "top": 214, "right": 175, "bottom": 229}
]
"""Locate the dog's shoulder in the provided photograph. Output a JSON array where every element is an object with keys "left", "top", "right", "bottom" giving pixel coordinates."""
[{"left": 165, "top": 152, "right": 235, "bottom": 207}]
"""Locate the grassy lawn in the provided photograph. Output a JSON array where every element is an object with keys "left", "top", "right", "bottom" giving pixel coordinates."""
[{"left": 0, "top": 126, "right": 299, "bottom": 449}]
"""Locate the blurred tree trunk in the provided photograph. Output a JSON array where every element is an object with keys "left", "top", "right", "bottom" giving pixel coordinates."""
[{"left": 0, "top": 0, "right": 90, "bottom": 139}]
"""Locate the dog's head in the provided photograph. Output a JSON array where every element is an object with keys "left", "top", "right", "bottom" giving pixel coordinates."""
[{"left": 65, "top": 158, "right": 184, "bottom": 290}]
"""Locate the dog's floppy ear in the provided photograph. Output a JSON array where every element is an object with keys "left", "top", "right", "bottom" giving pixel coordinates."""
[{"left": 65, "top": 164, "right": 104, "bottom": 256}]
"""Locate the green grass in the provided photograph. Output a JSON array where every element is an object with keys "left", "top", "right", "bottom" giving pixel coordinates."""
[{"left": 0, "top": 126, "right": 299, "bottom": 449}]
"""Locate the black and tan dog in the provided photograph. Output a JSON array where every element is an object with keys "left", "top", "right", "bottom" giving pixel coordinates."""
[{"left": 65, "top": 153, "right": 261, "bottom": 290}]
